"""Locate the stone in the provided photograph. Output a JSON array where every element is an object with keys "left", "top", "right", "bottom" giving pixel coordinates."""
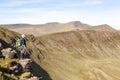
[
  {"left": 19, "top": 59, "right": 32, "bottom": 72},
  {"left": 21, "top": 76, "right": 40, "bottom": 80},
  {"left": 1, "top": 48, "right": 17, "bottom": 58}
]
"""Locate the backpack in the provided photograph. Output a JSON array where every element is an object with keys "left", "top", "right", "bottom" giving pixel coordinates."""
[{"left": 16, "top": 39, "right": 21, "bottom": 48}]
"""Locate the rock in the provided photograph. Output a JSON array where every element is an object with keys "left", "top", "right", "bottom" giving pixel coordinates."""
[
  {"left": 8, "top": 61, "right": 23, "bottom": 75},
  {"left": 19, "top": 59, "right": 32, "bottom": 72},
  {"left": 1, "top": 48, "right": 17, "bottom": 58},
  {"left": 21, "top": 76, "right": 40, "bottom": 80}
]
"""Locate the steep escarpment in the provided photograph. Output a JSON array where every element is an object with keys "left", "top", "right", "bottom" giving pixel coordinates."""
[
  {"left": 37, "top": 30, "right": 120, "bottom": 59},
  {"left": 31, "top": 30, "right": 120, "bottom": 80}
]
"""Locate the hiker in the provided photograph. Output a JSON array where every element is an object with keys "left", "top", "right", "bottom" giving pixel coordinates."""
[{"left": 20, "top": 34, "right": 27, "bottom": 59}]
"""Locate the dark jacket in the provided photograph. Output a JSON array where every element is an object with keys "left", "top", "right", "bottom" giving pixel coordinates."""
[{"left": 20, "top": 38, "right": 26, "bottom": 46}]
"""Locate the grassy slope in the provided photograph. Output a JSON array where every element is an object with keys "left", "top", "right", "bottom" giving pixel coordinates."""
[
  {"left": 31, "top": 30, "right": 120, "bottom": 80},
  {"left": 1, "top": 27, "right": 120, "bottom": 80}
]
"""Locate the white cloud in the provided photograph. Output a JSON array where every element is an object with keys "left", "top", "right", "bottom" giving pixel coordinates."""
[
  {"left": 14, "top": 8, "right": 42, "bottom": 13},
  {"left": 82, "top": 0, "right": 103, "bottom": 6},
  {"left": 14, "top": 0, "right": 43, "bottom": 4},
  {"left": 61, "top": 0, "right": 103, "bottom": 7},
  {"left": 0, "top": 0, "right": 103, "bottom": 8},
  {"left": 0, "top": 0, "right": 43, "bottom": 7}
]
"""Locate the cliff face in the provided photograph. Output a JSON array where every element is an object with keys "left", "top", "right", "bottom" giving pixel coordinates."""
[{"left": 1, "top": 27, "right": 120, "bottom": 80}]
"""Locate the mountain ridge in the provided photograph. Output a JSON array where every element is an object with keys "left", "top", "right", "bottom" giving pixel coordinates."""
[{"left": 0, "top": 21, "right": 116, "bottom": 36}]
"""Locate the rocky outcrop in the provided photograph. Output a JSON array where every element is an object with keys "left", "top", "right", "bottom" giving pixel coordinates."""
[
  {"left": 1, "top": 48, "right": 17, "bottom": 58},
  {"left": 19, "top": 59, "right": 32, "bottom": 72},
  {"left": 0, "top": 47, "right": 40, "bottom": 80}
]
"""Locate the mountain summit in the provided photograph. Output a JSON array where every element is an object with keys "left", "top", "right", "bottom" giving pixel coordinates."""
[{"left": 67, "top": 21, "right": 91, "bottom": 28}]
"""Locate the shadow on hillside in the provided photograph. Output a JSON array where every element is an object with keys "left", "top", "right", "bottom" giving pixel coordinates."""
[
  {"left": 31, "top": 61, "right": 52, "bottom": 80},
  {"left": 0, "top": 39, "right": 12, "bottom": 49},
  {"left": 0, "top": 39, "right": 19, "bottom": 58},
  {"left": 0, "top": 39, "right": 18, "bottom": 51}
]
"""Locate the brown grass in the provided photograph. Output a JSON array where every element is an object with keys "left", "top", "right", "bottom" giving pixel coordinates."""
[{"left": 1, "top": 27, "right": 120, "bottom": 80}]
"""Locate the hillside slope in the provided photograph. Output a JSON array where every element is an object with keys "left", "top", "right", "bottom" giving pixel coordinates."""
[
  {"left": 32, "top": 30, "right": 120, "bottom": 80},
  {"left": 1, "top": 27, "right": 120, "bottom": 80},
  {"left": 83, "top": 24, "right": 116, "bottom": 31}
]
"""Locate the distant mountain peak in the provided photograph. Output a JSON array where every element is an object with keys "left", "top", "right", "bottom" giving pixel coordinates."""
[
  {"left": 91, "top": 24, "right": 116, "bottom": 30},
  {"left": 95, "top": 24, "right": 111, "bottom": 27},
  {"left": 46, "top": 22, "right": 60, "bottom": 25},
  {"left": 67, "top": 21, "right": 91, "bottom": 28},
  {"left": 69, "top": 21, "right": 82, "bottom": 27},
  {"left": 69, "top": 21, "right": 81, "bottom": 23}
]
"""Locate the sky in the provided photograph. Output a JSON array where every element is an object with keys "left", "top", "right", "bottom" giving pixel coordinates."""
[{"left": 0, "top": 0, "right": 120, "bottom": 29}]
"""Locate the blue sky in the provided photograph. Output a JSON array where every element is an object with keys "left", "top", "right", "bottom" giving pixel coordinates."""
[{"left": 0, "top": 0, "right": 120, "bottom": 29}]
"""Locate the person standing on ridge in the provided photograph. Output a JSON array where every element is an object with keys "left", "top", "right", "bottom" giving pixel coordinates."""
[{"left": 20, "top": 34, "right": 26, "bottom": 59}]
